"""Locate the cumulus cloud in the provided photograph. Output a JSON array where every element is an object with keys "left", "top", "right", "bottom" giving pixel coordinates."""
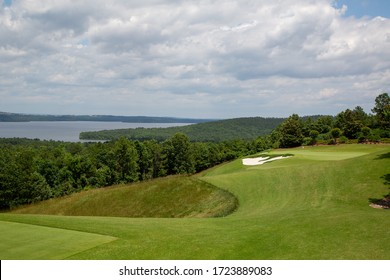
[{"left": 0, "top": 0, "right": 389, "bottom": 118}]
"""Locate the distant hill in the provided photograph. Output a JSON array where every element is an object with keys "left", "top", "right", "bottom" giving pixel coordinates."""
[
  {"left": 80, "top": 117, "right": 285, "bottom": 142},
  {"left": 0, "top": 112, "right": 213, "bottom": 123}
]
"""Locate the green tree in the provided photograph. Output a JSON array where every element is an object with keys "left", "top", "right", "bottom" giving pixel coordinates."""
[
  {"left": 309, "top": 130, "right": 319, "bottom": 145},
  {"left": 144, "top": 140, "right": 167, "bottom": 178},
  {"left": 192, "top": 142, "right": 211, "bottom": 172},
  {"left": 89, "top": 142, "right": 120, "bottom": 185},
  {"left": 335, "top": 107, "right": 367, "bottom": 139},
  {"left": 315, "top": 116, "right": 334, "bottom": 134},
  {"left": 64, "top": 154, "right": 94, "bottom": 189},
  {"left": 114, "top": 137, "right": 139, "bottom": 183},
  {"left": 164, "top": 133, "right": 195, "bottom": 174},
  {"left": 0, "top": 147, "right": 52, "bottom": 209},
  {"left": 353, "top": 106, "right": 369, "bottom": 125},
  {"left": 361, "top": 126, "right": 371, "bottom": 142},
  {"left": 134, "top": 141, "right": 153, "bottom": 180},
  {"left": 253, "top": 136, "right": 268, "bottom": 152},
  {"left": 278, "top": 114, "right": 304, "bottom": 148},
  {"left": 372, "top": 93, "right": 390, "bottom": 129},
  {"left": 330, "top": 128, "right": 342, "bottom": 144}
]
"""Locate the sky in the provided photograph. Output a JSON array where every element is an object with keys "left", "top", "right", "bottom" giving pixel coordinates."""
[{"left": 1, "top": 0, "right": 390, "bottom": 119}]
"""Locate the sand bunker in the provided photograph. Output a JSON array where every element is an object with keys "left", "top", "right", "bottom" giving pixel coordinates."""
[{"left": 242, "top": 156, "right": 291, "bottom": 166}]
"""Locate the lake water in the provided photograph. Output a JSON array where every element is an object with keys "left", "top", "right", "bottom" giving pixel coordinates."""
[{"left": 0, "top": 121, "right": 191, "bottom": 142}]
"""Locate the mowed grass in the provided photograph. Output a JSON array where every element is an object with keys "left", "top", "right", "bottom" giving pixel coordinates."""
[
  {"left": 0, "top": 144, "right": 389, "bottom": 259},
  {"left": 0, "top": 220, "right": 116, "bottom": 259}
]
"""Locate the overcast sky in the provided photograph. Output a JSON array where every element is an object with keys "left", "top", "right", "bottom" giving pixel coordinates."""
[{"left": 1, "top": 0, "right": 390, "bottom": 118}]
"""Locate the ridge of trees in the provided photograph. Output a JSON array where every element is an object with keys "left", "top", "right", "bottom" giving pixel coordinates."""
[{"left": 80, "top": 117, "right": 285, "bottom": 141}]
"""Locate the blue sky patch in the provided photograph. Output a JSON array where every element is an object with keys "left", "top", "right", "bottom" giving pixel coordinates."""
[
  {"left": 335, "top": 0, "right": 390, "bottom": 18},
  {"left": 3, "top": 0, "right": 12, "bottom": 7}
]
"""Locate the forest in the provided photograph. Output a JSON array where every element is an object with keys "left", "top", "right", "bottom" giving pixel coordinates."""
[
  {"left": 0, "top": 93, "right": 389, "bottom": 210},
  {"left": 79, "top": 116, "right": 285, "bottom": 141}
]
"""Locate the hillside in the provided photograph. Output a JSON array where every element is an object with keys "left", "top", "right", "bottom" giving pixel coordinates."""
[
  {"left": 11, "top": 176, "right": 238, "bottom": 218},
  {"left": 80, "top": 117, "right": 285, "bottom": 141}
]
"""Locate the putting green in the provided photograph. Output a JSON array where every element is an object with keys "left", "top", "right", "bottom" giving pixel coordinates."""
[
  {"left": 271, "top": 145, "right": 370, "bottom": 161},
  {"left": 0, "top": 220, "right": 116, "bottom": 259}
]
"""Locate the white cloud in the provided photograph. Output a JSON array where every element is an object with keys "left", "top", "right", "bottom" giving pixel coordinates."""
[{"left": 0, "top": 0, "right": 389, "bottom": 118}]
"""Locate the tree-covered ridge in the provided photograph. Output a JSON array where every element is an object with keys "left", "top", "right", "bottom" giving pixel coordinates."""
[
  {"left": 80, "top": 117, "right": 285, "bottom": 141},
  {"left": 0, "top": 112, "right": 212, "bottom": 123}
]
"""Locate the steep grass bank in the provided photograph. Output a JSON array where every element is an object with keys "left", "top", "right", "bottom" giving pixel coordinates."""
[{"left": 12, "top": 175, "right": 238, "bottom": 218}]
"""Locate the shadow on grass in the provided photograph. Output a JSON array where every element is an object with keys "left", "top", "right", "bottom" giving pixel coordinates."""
[
  {"left": 369, "top": 173, "right": 390, "bottom": 209},
  {"left": 375, "top": 152, "right": 390, "bottom": 160},
  {"left": 382, "top": 174, "right": 390, "bottom": 185}
]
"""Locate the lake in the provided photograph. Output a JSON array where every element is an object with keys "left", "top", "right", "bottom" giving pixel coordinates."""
[{"left": 0, "top": 121, "right": 191, "bottom": 142}]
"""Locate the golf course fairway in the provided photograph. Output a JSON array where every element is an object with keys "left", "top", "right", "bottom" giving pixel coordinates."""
[{"left": 0, "top": 144, "right": 389, "bottom": 259}]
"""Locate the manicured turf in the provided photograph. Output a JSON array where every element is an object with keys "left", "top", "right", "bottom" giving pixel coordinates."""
[
  {"left": 0, "top": 144, "right": 389, "bottom": 259},
  {"left": 0, "top": 220, "right": 116, "bottom": 259}
]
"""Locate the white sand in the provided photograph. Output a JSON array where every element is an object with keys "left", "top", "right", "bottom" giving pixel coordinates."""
[{"left": 242, "top": 156, "right": 291, "bottom": 166}]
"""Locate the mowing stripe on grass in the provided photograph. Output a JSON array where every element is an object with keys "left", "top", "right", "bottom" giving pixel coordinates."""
[{"left": 0, "top": 220, "right": 116, "bottom": 260}]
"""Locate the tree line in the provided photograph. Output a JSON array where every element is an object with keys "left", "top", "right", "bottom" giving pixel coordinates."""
[
  {"left": 271, "top": 93, "right": 390, "bottom": 148},
  {"left": 0, "top": 93, "right": 389, "bottom": 209}
]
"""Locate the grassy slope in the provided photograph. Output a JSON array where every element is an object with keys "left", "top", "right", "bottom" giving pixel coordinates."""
[
  {"left": 11, "top": 176, "right": 238, "bottom": 218},
  {"left": 0, "top": 144, "right": 389, "bottom": 259}
]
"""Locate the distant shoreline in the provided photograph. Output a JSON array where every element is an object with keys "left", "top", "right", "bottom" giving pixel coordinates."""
[
  {"left": 0, "top": 121, "right": 192, "bottom": 142},
  {"left": 0, "top": 112, "right": 215, "bottom": 124}
]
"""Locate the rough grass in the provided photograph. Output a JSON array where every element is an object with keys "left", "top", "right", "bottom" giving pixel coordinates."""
[
  {"left": 1, "top": 144, "right": 389, "bottom": 260},
  {"left": 12, "top": 175, "right": 238, "bottom": 218}
]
